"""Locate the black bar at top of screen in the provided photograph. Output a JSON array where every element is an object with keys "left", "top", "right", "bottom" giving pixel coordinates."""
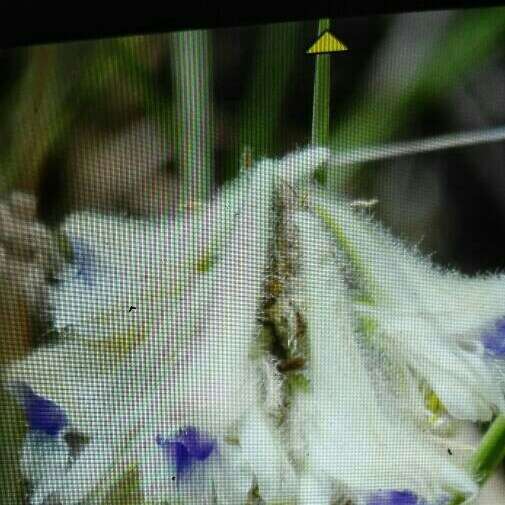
[{"left": 1, "top": 1, "right": 504, "bottom": 48}]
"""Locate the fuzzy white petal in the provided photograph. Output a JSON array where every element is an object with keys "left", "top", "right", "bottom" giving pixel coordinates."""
[
  {"left": 15, "top": 148, "right": 331, "bottom": 504},
  {"left": 136, "top": 167, "right": 276, "bottom": 504},
  {"left": 289, "top": 211, "right": 477, "bottom": 503},
  {"left": 239, "top": 410, "right": 298, "bottom": 503},
  {"left": 298, "top": 473, "right": 336, "bottom": 505},
  {"left": 4, "top": 340, "right": 126, "bottom": 435},
  {"left": 312, "top": 192, "right": 505, "bottom": 423},
  {"left": 21, "top": 432, "right": 70, "bottom": 498}
]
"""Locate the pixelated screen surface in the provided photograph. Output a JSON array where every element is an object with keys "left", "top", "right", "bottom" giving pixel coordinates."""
[{"left": 2, "top": 7, "right": 505, "bottom": 505}]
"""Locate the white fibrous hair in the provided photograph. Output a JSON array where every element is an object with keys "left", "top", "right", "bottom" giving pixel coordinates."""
[
  {"left": 288, "top": 211, "right": 477, "bottom": 504},
  {"left": 5, "top": 143, "right": 505, "bottom": 505},
  {"left": 311, "top": 193, "right": 505, "bottom": 425}
]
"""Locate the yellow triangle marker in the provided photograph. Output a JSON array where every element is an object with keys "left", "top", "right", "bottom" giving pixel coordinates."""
[{"left": 306, "top": 30, "right": 348, "bottom": 55}]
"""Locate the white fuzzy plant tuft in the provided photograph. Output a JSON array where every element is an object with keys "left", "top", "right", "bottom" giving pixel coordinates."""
[{"left": 4, "top": 126, "right": 505, "bottom": 505}]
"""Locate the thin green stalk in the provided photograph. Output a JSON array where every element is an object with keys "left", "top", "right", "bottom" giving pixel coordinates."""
[
  {"left": 235, "top": 23, "right": 300, "bottom": 170},
  {"left": 169, "top": 29, "right": 214, "bottom": 210},
  {"left": 310, "top": 20, "right": 378, "bottom": 304},
  {"left": 449, "top": 415, "right": 505, "bottom": 505},
  {"left": 310, "top": 20, "right": 375, "bottom": 298},
  {"left": 471, "top": 415, "right": 505, "bottom": 485},
  {"left": 311, "top": 18, "right": 331, "bottom": 146}
]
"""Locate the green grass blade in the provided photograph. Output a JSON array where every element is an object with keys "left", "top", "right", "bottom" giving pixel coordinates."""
[
  {"left": 311, "top": 18, "right": 331, "bottom": 146},
  {"left": 237, "top": 23, "right": 300, "bottom": 161},
  {"left": 169, "top": 29, "right": 214, "bottom": 209},
  {"left": 449, "top": 415, "right": 505, "bottom": 505},
  {"left": 470, "top": 416, "right": 505, "bottom": 486}
]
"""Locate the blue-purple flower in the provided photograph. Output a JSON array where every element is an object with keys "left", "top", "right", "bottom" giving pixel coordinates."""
[
  {"left": 156, "top": 426, "right": 216, "bottom": 479},
  {"left": 21, "top": 385, "right": 69, "bottom": 437},
  {"left": 4, "top": 383, "right": 73, "bottom": 501},
  {"left": 368, "top": 490, "right": 425, "bottom": 505},
  {"left": 482, "top": 317, "right": 505, "bottom": 357}
]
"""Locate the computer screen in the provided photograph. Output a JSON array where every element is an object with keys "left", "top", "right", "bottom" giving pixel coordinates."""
[{"left": 1, "top": 5, "right": 505, "bottom": 505}]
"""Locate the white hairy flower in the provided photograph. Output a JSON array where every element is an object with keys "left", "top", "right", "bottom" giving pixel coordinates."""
[
  {"left": 310, "top": 192, "right": 505, "bottom": 428},
  {"left": 288, "top": 211, "right": 477, "bottom": 505},
  {"left": 5, "top": 146, "right": 328, "bottom": 505},
  {"left": 6, "top": 132, "right": 505, "bottom": 505}
]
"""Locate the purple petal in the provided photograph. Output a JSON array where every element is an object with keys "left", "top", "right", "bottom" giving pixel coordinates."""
[
  {"left": 69, "top": 236, "right": 96, "bottom": 286},
  {"left": 169, "top": 441, "right": 193, "bottom": 476},
  {"left": 156, "top": 426, "right": 216, "bottom": 478},
  {"left": 21, "top": 386, "right": 68, "bottom": 437},
  {"left": 481, "top": 318, "right": 505, "bottom": 357},
  {"left": 177, "top": 426, "right": 215, "bottom": 461},
  {"left": 368, "top": 490, "right": 423, "bottom": 505}
]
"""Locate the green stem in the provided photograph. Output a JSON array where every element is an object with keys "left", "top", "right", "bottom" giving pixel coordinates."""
[
  {"left": 471, "top": 415, "right": 505, "bottom": 485},
  {"left": 310, "top": 20, "right": 377, "bottom": 303},
  {"left": 234, "top": 22, "right": 300, "bottom": 176},
  {"left": 311, "top": 18, "right": 331, "bottom": 146},
  {"left": 450, "top": 415, "right": 505, "bottom": 504},
  {"left": 169, "top": 29, "right": 214, "bottom": 210}
]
